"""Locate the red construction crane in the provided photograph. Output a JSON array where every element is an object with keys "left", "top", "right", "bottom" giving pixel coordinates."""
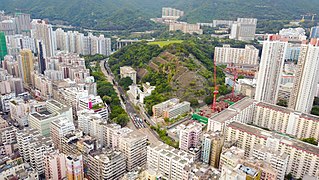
[{"left": 212, "top": 55, "right": 219, "bottom": 112}]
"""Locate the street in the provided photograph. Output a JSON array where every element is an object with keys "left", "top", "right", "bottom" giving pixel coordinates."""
[{"left": 100, "top": 60, "right": 160, "bottom": 144}]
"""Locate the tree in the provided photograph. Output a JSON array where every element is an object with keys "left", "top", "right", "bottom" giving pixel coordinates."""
[
  {"left": 119, "top": 77, "right": 133, "bottom": 90},
  {"left": 113, "top": 114, "right": 129, "bottom": 127},
  {"left": 277, "top": 99, "right": 288, "bottom": 107},
  {"left": 311, "top": 105, "right": 319, "bottom": 116},
  {"left": 204, "top": 96, "right": 213, "bottom": 105},
  {"left": 102, "top": 95, "right": 112, "bottom": 104},
  {"left": 189, "top": 98, "right": 199, "bottom": 107},
  {"left": 285, "top": 173, "right": 293, "bottom": 180},
  {"left": 238, "top": 75, "right": 245, "bottom": 79},
  {"left": 301, "top": 137, "right": 318, "bottom": 146}
]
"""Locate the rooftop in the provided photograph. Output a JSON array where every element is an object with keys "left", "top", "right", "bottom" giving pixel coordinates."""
[
  {"left": 121, "top": 130, "right": 147, "bottom": 142},
  {"left": 90, "top": 148, "right": 123, "bottom": 163},
  {"left": 238, "top": 164, "right": 258, "bottom": 177},
  {"left": 228, "top": 122, "right": 319, "bottom": 156},
  {"left": 120, "top": 66, "right": 136, "bottom": 73},
  {"left": 256, "top": 101, "right": 293, "bottom": 114},
  {"left": 30, "top": 110, "right": 53, "bottom": 120},
  {"left": 149, "top": 143, "right": 194, "bottom": 163},
  {"left": 229, "top": 97, "right": 255, "bottom": 111},
  {"left": 209, "top": 108, "right": 238, "bottom": 123}
]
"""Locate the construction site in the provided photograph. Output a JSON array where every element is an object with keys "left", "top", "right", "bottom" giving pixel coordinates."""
[
  {"left": 224, "top": 64, "right": 257, "bottom": 79},
  {"left": 192, "top": 59, "right": 247, "bottom": 124}
]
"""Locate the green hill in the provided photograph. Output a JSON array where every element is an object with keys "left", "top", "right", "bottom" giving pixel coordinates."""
[
  {"left": 1, "top": 0, "right": 319, "bottom": 31},
  {"left": 108, "top": 41, "right": 231, "bottom": 114}
]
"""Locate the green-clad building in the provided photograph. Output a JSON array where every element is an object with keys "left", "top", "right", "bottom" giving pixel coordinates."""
[{"left": 0, "top": 32, "right": 7, "bottom": 62}]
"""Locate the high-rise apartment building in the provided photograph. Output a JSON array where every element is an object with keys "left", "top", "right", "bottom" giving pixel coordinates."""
[
  {"left": 0, "top": 31, "right": 7, "bottom": 61},
  {"left": 88, "top": 149, "right": 126, "bottom": 180},
  {"left": 54, "top": 28, "right": 111, "bottom": 56},
  {"left": 65, "top": 154, "right": 84, "bottom": 180},
  {"left": 201, "top": 131, "right": 224, "bottom": 168},
  {"left": 252, "top": 146, "right": 289, "bottom": 180},
  {"left": 28, "top": 100, "right": 73, "bottom": 136},
  {"left": 0, "top": 19, "right": 15, "bottom": 35},
  {"left": 37, "top": 40, "right": 46, "bottom": 74},
  {"left": 285, "top": 43, "right": 301, "bottom": 61},
  {"left": 147, "top": 143, "right": 194, "bottom": 180},
  {"left": 118, "top": 130, "right": 147, "bottom": 171},
  {"left": 310, "top": 26, "right": 319, "bottom": 38},
  {"left": 230, "top": 18, "right": 257, "bottom": 41},
  {"left": 16, "top": 128, "right": 54, "bottom": 175},
  {"left": 169, "top": 22, "right": 203, "bottom": 34},
  {"left": 162, "top": 7, "right": 184, "bottom": 20},
  {"left": 77, "top": 109, "right": 106, "bottom": 147},
  {"left": 255, "top": 36, "right": 288, "bottom": 104},
  {"left": 253, "top": 102, "right": 319, "bottom": 140},
  {"left": 214, "top": 45, "right": 259, "bottom": 65},
  {"left": 5, "top": 34, "right": 36, "bottom": 58},
  {"left": 289, "top": 40, "right": 319, "bottom": 113},
  {"left": 14, "top": 13, "right": 31, "bottom": 36},
  {"left": 225, "top": 122, "right": 319, "bottom": 179},
  {"left": 50, "top": 117, "right": 75, "bottom": 150},
  {"left": 44, "top": 151, "right": 67, "bottom": 180},
  {"left": 18, "top": 49, "right": 34, "bottom": 85},
  {"left": 31, "top": 19, "right": 56, "bottom": 57},
  {"left": 179, "top": 122, "right": 202, "bottom": 152}
]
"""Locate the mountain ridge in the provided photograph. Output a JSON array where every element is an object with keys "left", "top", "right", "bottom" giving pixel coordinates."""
[{"left": 1, "top": 0, "right": 319, "bottom": 31}]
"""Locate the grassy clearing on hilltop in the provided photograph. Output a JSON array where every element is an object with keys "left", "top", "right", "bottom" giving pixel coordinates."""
[{"left": 148, "top": 40, "right": 183, "bottom": 47}]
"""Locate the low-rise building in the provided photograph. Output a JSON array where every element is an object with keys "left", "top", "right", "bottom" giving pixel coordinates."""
[
  {"left": 169, "top": 22, "right": 203, "bottom": 34},
  {"left": 0, "top": 157, "right": 38, "bottom": 180},
  {"left": 120, "top": 66, "right": 137, "bottom": 84},
  {"left": 279, "top": 28, "right": 307, "bottom": 42},
  {"left": 127, "top": 82, "right": 155, "bottom": 105},
  {"left": 78, "top": 95, "right": 108, "bottom": 120},
  {"left": 153, "top": 98, "right": 190, "bottom": 119},
  {"left": 163, "top": 101, "right": 191, "bottom": 119},
  {"left": 0, "top": 126, "right": 17, "bottom": 144}
]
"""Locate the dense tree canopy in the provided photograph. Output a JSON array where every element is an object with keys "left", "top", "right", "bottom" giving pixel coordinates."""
[{"left": 2, "top": 0, "right": 319, "bottom": 32}]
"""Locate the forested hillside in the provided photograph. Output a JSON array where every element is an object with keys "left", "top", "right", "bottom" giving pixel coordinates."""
[
  {"left": 1, "top": 0, "right": 319, "bottom": 31},
  {"left": 108, "top": 40, "right": 233, "bottom": 114}
]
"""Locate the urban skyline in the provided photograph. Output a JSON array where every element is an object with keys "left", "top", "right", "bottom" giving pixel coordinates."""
[{"left": 0, "top": 4, "right": 319, "bottom": 180}]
